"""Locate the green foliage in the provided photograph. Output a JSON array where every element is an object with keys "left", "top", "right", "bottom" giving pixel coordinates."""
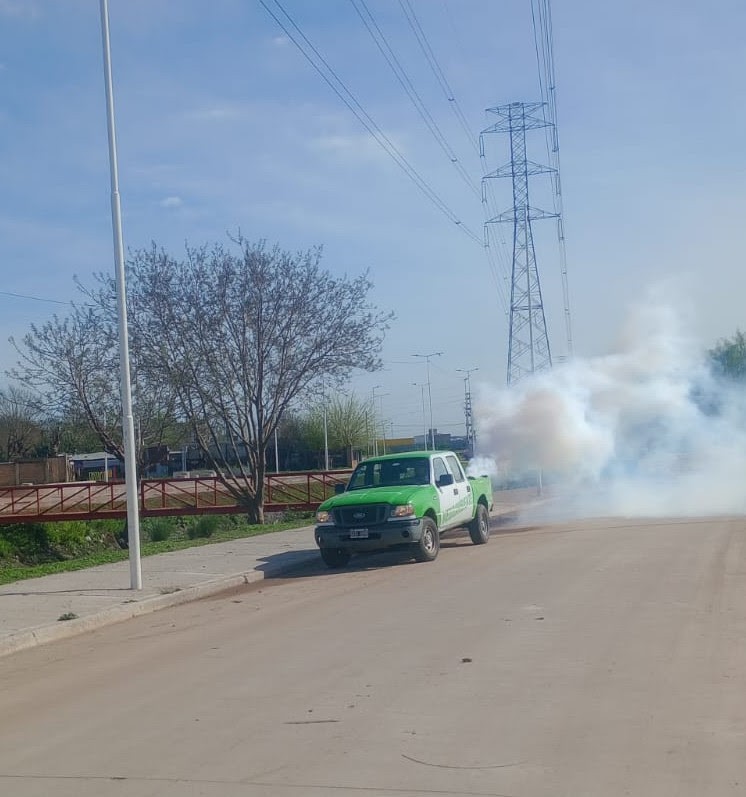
[
  {"left": 0, "top": 523, "right": 52, "bottom": 564},
  {"left": 187, "top": 515, "right": 220, "bottom": 539},
  {"left": 45, "top": 521, "right": 90, "bottom": 554},
  {"left": 0, "top": 537, "right": 15, "bottom": 560},
  {"left": 708, "top": 330, "right": 746, "bottom": 381},
  {"left": 0, "top": 513, "right": 312, "bottom": 585},
  {"left": 0, "top": 519, "right": 123, "bottom": 565},
  {"left": 144, "top": 517, "right": 175, "bottom": 542}
]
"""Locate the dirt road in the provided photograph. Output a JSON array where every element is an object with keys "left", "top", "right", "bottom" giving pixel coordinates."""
[{"left": 1, "top": 515, "right": 745, "bottom": 796}]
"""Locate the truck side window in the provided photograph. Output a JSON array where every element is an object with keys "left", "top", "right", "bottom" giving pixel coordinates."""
[
  {"left": 445, "top": 455, "right": 465, "bottom": 483},
  {"left": 432, "top": 457, "right": 448, "bottom": 484}
]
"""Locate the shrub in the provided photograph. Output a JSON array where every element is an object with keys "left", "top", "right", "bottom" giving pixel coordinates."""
[
  {"left": 144, "top": 517, "right": 174, "bottom": 542},
  {"left": 0, "top": 523, "right": 52, "bottom": 564},
  {"left": 0, "top": 537, "right": 15, "bottom": 560},
  {"left": 45, "top": 521, "right": 90, "bottom": 556},
  {"left": 187, "top": 515, "right": 220, "bottom": 539}
]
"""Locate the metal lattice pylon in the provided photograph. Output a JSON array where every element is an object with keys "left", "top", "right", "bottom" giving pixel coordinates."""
[{"left": 480, "top": 102, "right": 557, "bottom": 386}]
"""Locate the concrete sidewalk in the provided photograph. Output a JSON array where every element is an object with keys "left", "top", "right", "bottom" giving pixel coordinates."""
[
  {"left": 0, "top": 491, "right": 538, "bottom": 659},
  {"left": 0, "top": 525, "right": 321, "bottom": 659}
]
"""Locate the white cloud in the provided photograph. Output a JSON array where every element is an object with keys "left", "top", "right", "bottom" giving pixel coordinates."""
[
  {"left": 184, "top": 103, "right": 248, "bottom": 123},
  {"left": 0, "top": 1, "right": 39, "bottom": 19},
  {"left": 309, "top": 131, "right": 401, "bottom": 164},
  {"left": 160, "top": 196, "right": 183, "bottom": 209}
]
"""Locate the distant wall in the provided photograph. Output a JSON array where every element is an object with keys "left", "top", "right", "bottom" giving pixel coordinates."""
[{"left": 0, "top": 456, "right": 73, "bottom": 487}]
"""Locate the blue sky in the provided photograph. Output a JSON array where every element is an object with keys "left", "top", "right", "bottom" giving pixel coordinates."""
[{"left": 1, "top": 0, "right": 746, "bottom": 440}]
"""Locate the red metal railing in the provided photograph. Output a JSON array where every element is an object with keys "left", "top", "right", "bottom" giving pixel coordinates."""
[{"left": 0, "top": 470, "right": 351, "bottom": 524}]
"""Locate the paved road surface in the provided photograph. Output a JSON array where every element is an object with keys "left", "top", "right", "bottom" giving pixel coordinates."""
[{"left": 1, "top": 515, "right": 745, "bottom": 796}]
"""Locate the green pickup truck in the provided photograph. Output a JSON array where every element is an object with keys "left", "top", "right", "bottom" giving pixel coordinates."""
[{"left": 314, "top": 450, "right": 493, "bottom": 568}]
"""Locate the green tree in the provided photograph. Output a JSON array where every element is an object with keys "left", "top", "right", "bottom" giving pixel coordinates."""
[
  {"left": 708, "top": 330, "right": 746, "bottom": 381},
  {"left": 297, "top": 393, "right": 375, "bottom": 467}
]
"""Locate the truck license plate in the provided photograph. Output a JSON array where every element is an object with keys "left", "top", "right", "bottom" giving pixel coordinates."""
[{"left": 349, "top": 528, "right": 369, "bottom": 539}]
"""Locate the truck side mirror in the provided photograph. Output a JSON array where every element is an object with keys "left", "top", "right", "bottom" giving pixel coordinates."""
[
  {"left": 334, "top": 483, "right": 346, "bottom": 494},
  {"left": 437, "top": 473, "right": 454, "bottom": 488}
]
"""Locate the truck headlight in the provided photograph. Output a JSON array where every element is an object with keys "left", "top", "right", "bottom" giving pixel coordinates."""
[
  {"left": 316, "top": 510, "right": 332, "bottom": 524},
  {"left": 391, "top": 504, "right": 415, "bottom": 518}
]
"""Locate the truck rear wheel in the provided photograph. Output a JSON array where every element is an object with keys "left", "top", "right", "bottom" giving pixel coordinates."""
[
  {"left": 320, "top": 547, "right": 351, "bottom": 568},
  {"left": 413, "top": 517, "right": 439, "bottom": 562},
  {"left": 468, "top": 504, "right": 490, "bottom": 545}
]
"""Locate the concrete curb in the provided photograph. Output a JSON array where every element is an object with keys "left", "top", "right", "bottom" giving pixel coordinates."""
[{"left": 0, "top": 549, "right": 320, "bottom": 659}]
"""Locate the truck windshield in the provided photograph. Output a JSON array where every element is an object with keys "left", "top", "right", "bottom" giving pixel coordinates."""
[{"left": 347, "top": 458, "right": 430, "bottom": 490}]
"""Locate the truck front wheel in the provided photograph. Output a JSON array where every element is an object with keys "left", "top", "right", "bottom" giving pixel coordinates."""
[
  {"left": 413, "top": 517, "right": 440, "bottom": 562},
  {"left": 320, "top": 547, "right": 351, "bottom": 568},
  {"left": 468, "top": 504, "right": 490, "bottom": 545}
]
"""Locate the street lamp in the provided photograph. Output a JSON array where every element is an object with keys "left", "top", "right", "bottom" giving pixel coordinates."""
[
  {"left": 413, "top": 352, "right": 442, "bottom": 451},
  {"left": 99, "top": 0, "right": 141, "bottom": 590},
  {"left": 412, "top": 382, "right": 428, "bottom": 450},
  {"left": 376, "top": 391, "right": 389, "bottom": 454},
  {"left": 371, "top": 385, "right": 382, "bottom": 456},
  {"left": 322, "top": 376, "right": 329, "bottom": 471}
]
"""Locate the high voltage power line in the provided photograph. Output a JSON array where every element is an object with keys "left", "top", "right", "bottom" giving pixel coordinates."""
[
  {"left": 0, "top": 290, "right": 71, "bottom": 305},
  {"left": 531, "top": 0, "right": 573, "bottom": 356},
  {"left": 396, "top": 0, "right": 513, "bottom": 313},
  {"left": 258, "top": 0, "right": 556, "bottom": 323},
  {"left": 258, "top": 0, "right": 483, "bottom": 246},
  {"left": 349, "top": 0, "right": 481, "bottom": 200},
  {"left": 398, "top": 0, "right": 479, "bottom": 158},
  {"left": 356, "top": 0, "right": 512, "bottom": 313}
]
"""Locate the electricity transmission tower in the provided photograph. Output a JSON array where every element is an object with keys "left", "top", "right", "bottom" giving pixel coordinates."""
[
  {"left": 480, "top": 102, "right": 557, "bottom": 386},
  {"left": 457, "top": 367, "right": 478, "bottom": 455}
]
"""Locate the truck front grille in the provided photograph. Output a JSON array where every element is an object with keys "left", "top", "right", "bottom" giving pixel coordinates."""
[{"left": 333, "top": 504, "right": 388, "bottom": 527}]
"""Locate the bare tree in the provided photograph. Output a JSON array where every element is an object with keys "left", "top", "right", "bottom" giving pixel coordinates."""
[
  {"left": 0, "top": 386, "right": 44, "bottom": 460},
  {"left": 115, "top": 236, "right": 392, "bottom": 522},
  {"left": 9, "top": 301, "right": 179, "bottom": 468}
]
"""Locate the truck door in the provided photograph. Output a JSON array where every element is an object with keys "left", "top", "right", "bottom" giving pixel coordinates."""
[
  {"left": 432, "top": 455, "right": 462, "bottom": 528},
  {"left": 445, "top": 454, "right": 473, "bottom": 525}
]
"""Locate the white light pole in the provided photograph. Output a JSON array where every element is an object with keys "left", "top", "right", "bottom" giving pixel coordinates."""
[
  {"left": 322, "top": 378, "right": 329, "bottom": 471},
  {"left": 412, "top": 382, "right": 428, "bottom": 450},
  {"left": 371, "top": 385, "right": 382, "bottom": 456},
  {"left": 377, "top": 392, "right": 389, "bottom": 454},
  {"left": 414, "top": 352, "right": 442, "bottom": 451},
  {"left": 100, "top": 0, "right": 141, "bottom": 590}
]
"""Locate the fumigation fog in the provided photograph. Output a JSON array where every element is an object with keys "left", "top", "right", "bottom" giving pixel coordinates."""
[{"left": 472, "top": 302, "right": 746, "bottom": 519}]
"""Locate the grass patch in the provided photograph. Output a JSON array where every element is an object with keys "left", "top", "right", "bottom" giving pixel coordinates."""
[{"left": 0, "top": 513, "right": 314, "bottom": 586}]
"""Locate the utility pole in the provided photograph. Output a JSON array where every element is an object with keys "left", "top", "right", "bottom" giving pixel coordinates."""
[
  {"left": 481, "top": 102, "right": 556, "bottom": 386},
  {"left": 412, "top": 382, "right": 428, "bottom": 450},
  {"left": 456, "top": 367, "right": 478, "bottom": 455},
  {"left": 413, "top": 352, "right": 442, "bottom": 451}
]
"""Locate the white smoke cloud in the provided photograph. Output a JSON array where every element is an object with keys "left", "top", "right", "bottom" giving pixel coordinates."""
[{"left": 475, "top": 299, "right": 746, "bottom": 518}]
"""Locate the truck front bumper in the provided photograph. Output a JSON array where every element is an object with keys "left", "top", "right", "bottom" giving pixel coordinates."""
[{"left": 315, "top": 518, "right": 424, "bottom": 552}]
